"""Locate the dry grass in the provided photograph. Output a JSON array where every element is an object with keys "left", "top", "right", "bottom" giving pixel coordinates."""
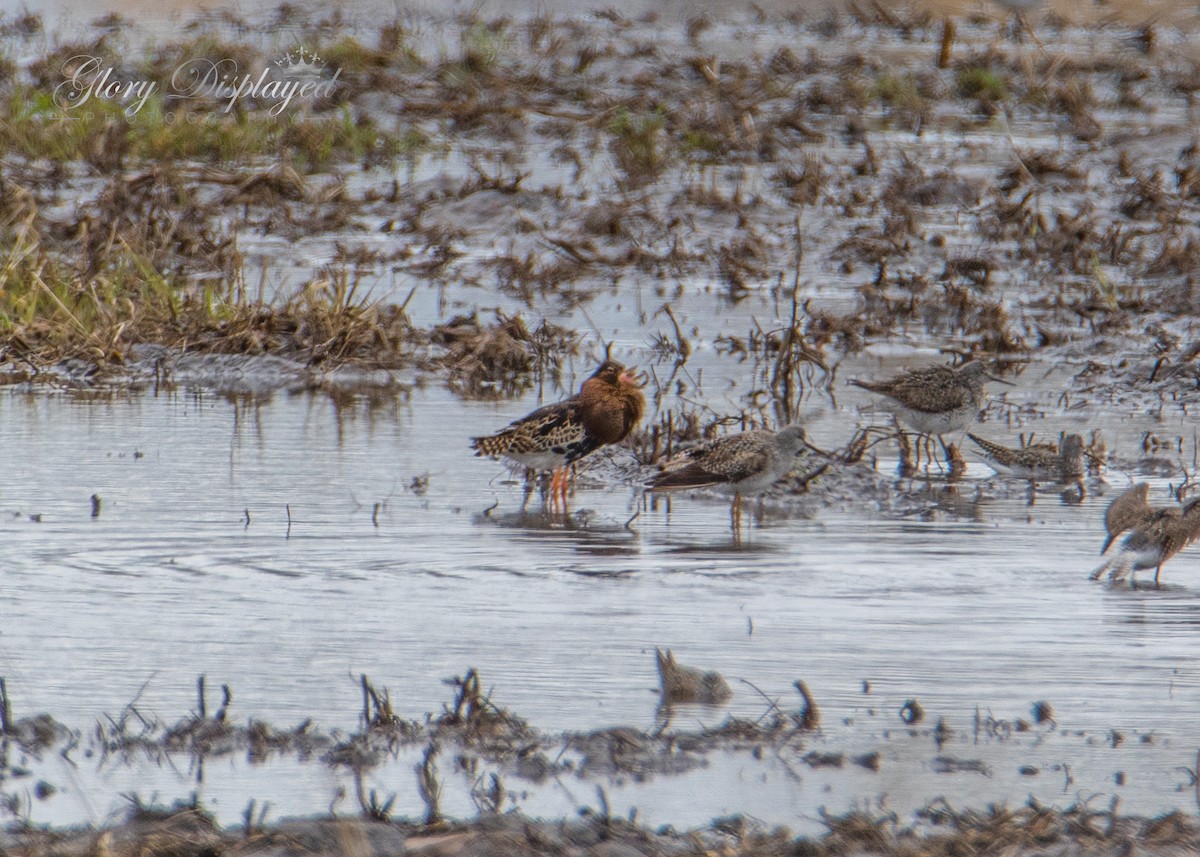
[{"left": 0, "top": 225, "right": 414, "bottom": 370}]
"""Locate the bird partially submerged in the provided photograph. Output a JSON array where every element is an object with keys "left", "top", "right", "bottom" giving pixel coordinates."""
[
  {"left": 655, "top": 648, "right": 732, "bottom": 706},
  {"left": 851, "top": 361, "right": 1009, "bottom": 470}
]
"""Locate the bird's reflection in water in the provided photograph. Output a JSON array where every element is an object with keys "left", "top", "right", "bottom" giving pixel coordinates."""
[{"left": 472, "top": 503, "right": 642, "bottom": 560}]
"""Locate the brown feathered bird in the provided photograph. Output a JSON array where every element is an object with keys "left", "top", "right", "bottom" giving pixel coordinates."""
[
  {"left": 967, "top": 432, "right": 1085, "bottom": 483},
  {"left": 1101, "top": 482, "right": 1154, "bottom": 554},
  {"left": 655, "top": 648, "right": 732, "bottom": 706},
  {"left": 471, "top": 360, "right": 645, "bottom": 507},
  {"left": 850, "top": 361, "right": 1006, "bottom": 440},
  {"left": 647, "top": 425, "right": 812, "bottom": 530},
  {"left": 1091, "top": 497, "right": 1200, "bottom": 587}
]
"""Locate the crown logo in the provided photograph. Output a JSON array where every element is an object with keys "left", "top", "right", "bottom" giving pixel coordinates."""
[{"left": 275, "top": 46, "right": 326, "bottom": 76}]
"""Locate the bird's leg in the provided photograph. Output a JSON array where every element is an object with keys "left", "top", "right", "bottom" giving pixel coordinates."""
[
  {"left": 896, "top": 421, "right": 917, "bottom": 478},
  {"left": 731, "top": 495, "right": 743, "bottom": 545},
  {"left": 549, "top": 468, "right": 563, "bottom": 511},
  {"left": 1155, "top": 564, "right": 1162, "bottom": 588},
  {"left": 521, "top": 469, "right": 536, "bottom": 511},
  {"left": 558, "top": 466, "right": 572, "bottom": 510},
  {"left": 945, "top": 441, "right": 966, "bottom": 481},
  {"left": 929, "top": 435, "right": 944, "bottom": 474}
]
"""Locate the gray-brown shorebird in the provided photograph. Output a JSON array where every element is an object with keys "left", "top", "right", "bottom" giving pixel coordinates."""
[
  {"left": 1101, "top": 482, "right": 1153, "bottom": 555},
  {"left": 647, "top": 424, "right": 811, "bottom": 530},
  {"left": 472, "top": 360, "right": 645, "bottom": 507},
  {"left": 1091, "top": 497, "right": 1200, "bottom": 587},
  {"left": 850, "top": 360, "right": 1005, "bottom": 440},
  {"left": 655, "top": 647, "right": 732, "bottom": 706},
  {"left": 967, "top": 432, "right": 1085, "bottom": 483}
]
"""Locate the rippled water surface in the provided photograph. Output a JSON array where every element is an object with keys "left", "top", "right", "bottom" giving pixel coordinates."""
[
  {"left": 3, "top": 0, "right": 1200, "bottom": 831},
  {"left": 2, "top": 384, "right": 1200, "bottom": 827}
]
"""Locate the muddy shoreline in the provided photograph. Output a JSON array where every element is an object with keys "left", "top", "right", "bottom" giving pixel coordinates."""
[
  {"left": 5, "top": 801, "right": 1200, "bottom": 857},
  {"left": 1, "top": 662, "right": 1197, "bottom": 841}
]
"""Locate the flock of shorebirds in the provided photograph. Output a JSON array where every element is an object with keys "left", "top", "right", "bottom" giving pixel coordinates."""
[{"left": 470, "top": 358, "right": 1200, "bottom": 588}]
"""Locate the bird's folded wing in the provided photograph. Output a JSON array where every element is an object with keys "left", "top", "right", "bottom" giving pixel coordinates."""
[
  {"left": 650, "top": 442, "right": 770, "bottom": 489},
  {"left": 901, "top": 376, "right": 971, "bottom": 412}
]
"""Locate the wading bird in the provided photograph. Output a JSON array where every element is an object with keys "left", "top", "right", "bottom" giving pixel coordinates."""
[
  {"left": 1100, "top": 482, "right": 1153, "bottom": 555},
  {"left": 647, "top": 424, "right": 812, "bottom": 532},
  {"left": 1091, "top": 497, "right": 1200, "bottom": 588},
  {"left": 967, "top": 432, "right": 1085, "bottom": 486},
  {"left": 850, "top": 360, "right": 1009, "bottom": 468},
  {"left": 472, "top": 360, "right": 644, "bottom": 508}
]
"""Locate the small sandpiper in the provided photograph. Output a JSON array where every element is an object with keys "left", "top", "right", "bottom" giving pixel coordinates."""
[
  {"left": 1091, "top": 497, "right": 1200, "bottom": 587},
  {"left": 655, "top": 648, "right": 731, "bottom": 706},
  {"left": 472, "top": 360, "right": 645, "bottom": 507},
  {"left": 647, "top": 424, "right": 811, "bottom": 530},
  {"left": 967, "top": 432, "right": 1085, "bottom": 484},
  {"left": 851, "top": 361, "right": 1005, "bottom": 438},
  {"left": 1101, "top": 482, "right": 1153, "bottom": 554},
  {"left": 850, "top": 360, "right": 1009, "bottom": 470}
]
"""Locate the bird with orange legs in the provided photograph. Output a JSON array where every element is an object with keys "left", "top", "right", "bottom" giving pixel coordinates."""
[{"left": 471, "top": 360, "right": 645, "bottom": 509}]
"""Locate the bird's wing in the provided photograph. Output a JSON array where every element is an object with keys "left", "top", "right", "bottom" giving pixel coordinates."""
[
  {"left": 471, "top": 399, "right": 588, "bottom": 457},
  {"left": 898, "top": 367, "right": 973, "bottom": 413},
  {"left": 1162, "top": 507, "right": 1200, "bottom": 563},
  {"left": 855, "top": 367, "right": 970, "bottom": 413},
  {"left": 650, "top": 433, "right": 770, "bottom": 490},
  {"left": 1120, "top": 508, "right": 1177, "bottom": 554},
  {"left": 1105, "top": 483, "right": 1151, "bottom": 534}
]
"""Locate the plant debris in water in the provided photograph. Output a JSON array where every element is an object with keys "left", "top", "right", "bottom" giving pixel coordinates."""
[{"left": 0, "top": 3, "right": 1196, "bottom": 412}]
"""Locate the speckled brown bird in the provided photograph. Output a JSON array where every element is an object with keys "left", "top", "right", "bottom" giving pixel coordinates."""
[
  {"left": 967, "top": 432, "right": 1085, "bottom": 483},
  {"left": 655, "top": 648, "right": 731, "bottom": 706},
  {"left": 1091, "top": 497, "right": 1200, "bottom": 587},
  {"left": 1101, "top": 482, "right": 1153, "bottom": 555},
  {"left": 471, "top": 360, "right": 645, "bottom": 507},
  {"left": 647, "top": 424, "right": 811, "bottom": 530},
  {"left": 850, "top": 361, "right": 1006, "bottom": 440}
]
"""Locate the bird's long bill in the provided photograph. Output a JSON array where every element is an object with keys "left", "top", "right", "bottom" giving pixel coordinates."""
[
  {"left": 620, "top": 366, "right": 644, "bottom": 386},
  {"left": 985, "top": 370, "right": 1015, "bottom": 386}
]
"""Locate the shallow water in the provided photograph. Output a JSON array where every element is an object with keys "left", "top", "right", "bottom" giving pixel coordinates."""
[
  {"left": 2, "top": 382, "right": 1200, "bottom": 828},
  {"left": 5, "top": 0, "right": 1200, "bottom": 833}
]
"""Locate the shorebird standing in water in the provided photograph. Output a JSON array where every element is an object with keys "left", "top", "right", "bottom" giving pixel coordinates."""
[
  {"left": 850, "top": 361, "right": 1008, "bottom": 471},
  {"left": 1091, "top": 497, "right": 1200, "bottom": 588},
  {"left": 1101, "top": 482, "right": 1154, "bottom": 555},
  {"left": 471, "top": 360, "right": 644, "bottom": 509},
  {"left": 967, "top": 432, "right": 1085, "bottom": 490},
  {"left": 647, "top": 423, "right": 812, "bottom": 535}
]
